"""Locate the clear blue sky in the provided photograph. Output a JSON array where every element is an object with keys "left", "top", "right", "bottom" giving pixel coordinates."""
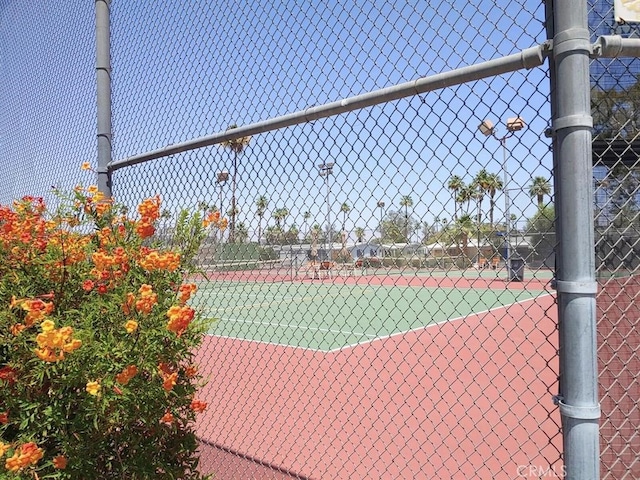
[{"left": 1, "top": 0, "right": 556, "bottom": 240}]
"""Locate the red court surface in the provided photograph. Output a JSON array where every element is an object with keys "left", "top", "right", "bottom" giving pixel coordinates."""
[
  {"left": 194, "top": 293, "right": 561, "bottom": 479},
  {"left": 199, "top": 269, "right": 552, "bottom": 291}
]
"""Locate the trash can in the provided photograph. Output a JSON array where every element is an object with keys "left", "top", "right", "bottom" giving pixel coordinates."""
[{"left": 509, "top": 257, "right": 525, "bottom": 282}]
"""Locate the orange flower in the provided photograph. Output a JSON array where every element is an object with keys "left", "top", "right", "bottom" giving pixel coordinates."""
[
  {"left": 202, "top": 210, "right": 221, "bottom": 227},
  {"left": 178, "top": 283, "right": 197, "bottom": 304},
  {"left": 158, "top": 362, "right": 174, "bottom": 376},
  {"left": 115, "top": 365, "right": 138, "bottom": 385},
  {"left": 135, "top": 221, "right": 155, "bottom": 238},
  {"left": 166, "top": 305, "right": 195, "bottom": 336},
  {"left": 0, "top": 366, "right": 16, "bottom": 385},
  {"left": 184, "top": 365, "right": 198, "bottom": 378},
  {"left": 81, "top": 162, "right": 91, "bottom": 170},
  {"left": 82, "top": 279, "right": 95, "bottom": 292},
  {"left": 122, "top": 292, "right": 136, "bottom": 315},
  {"left": 135, "top": 284, "right": 157, "bottom": 314},
  {"left": 0, "top": 411, "right": 8, "bottom": 424},
  {"left": 0, "top": 442, "right": 9, "bottom": 456},
  {"left": 52, "top": 455, "right": 67, "bottom": 469},
  {"left": 10, "top": 324, "right": 25, "bottom": 336},
  {"left": 160, "top": 412, "right": 174, "bottom": 425},
  {"left": 190, "top": 399, "right": 207, "bottom": 413},
  {"left": 162, "top": 372, "right": 178, "bottom": 392},
  {"left": 137, "top": 196, "right": 161, "bottom": 222},
  {"left": 5, "top": 442, "right": 44, "bottom": 471}
]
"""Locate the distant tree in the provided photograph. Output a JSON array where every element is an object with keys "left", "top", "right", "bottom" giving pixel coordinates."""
[
  {"left": 458, "top": 184, "right": 476, "bottom": 216},
  {"left": 448, "top": 175, "right": 464, "bottom": 220},
  {"left": 255, "top": 195, "right": 268, "bottom": 245},
  {"left": 272, "top": 207, "right": 289, "bottom": 231},
  {"left": 303, "top": 211, "right": 311, "bottom": 238},
  {"left": 529, "top": 177, "right": 551, "bottom": 208},
  {"left": 452, "top": 214, "right": 475, "bottom": 263},
  {"left": 380, "top": 210, "right": 419, "bottom": 244},
  {"left": 485, "top": 173, "right": 503, "bottom": 227},
  {"left": 355, "top": 227, "right": 365, "bottom": 243},
  {"left": 473, "top": 169, "right": 491, "bottom": 224},
  {"left": 526, "top": 205, "right": 555, "bottom": 233},
  {"left": 235, "top": 222, "right": 249, "bottom": 244},
  {"left": 399, "top": 195, "right": 414, "bottom": 242}
]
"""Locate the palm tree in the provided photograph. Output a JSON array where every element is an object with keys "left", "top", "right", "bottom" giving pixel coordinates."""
[
  {"left": 221, "top": 124, "right": 252, "bottom": 243},
  {"left": 473, "top": 169, "right": 491, "bottom": 225},
  {"left": 399, "top": 195, "right": 413, "bottom": 242},
  {"left": 272, "top": 207, "right": 289, "bottom": 244},
  {"left": 235, "top": 222, "right": 249, "bottom": 244},
  {"left": 255, "top": 195, "right": 268, "bottom": 245},
  {"left": 340, "top": 202, "right": 350, "bottom": 232},
  {"left": 303, "top": 211, "right": 311, "bottom": 239},
  {"left": 485, "top": 173, "right": 503, "bottom": 227},
  {"left": 453, "top": 214, "right": 475, "bottom": 265},
  {"left": 272, "top": 207, "right": 289, "bottom": 231},
  {"left": 355, "top": 227, "right": 365, "bottom": 243},
  {"left": 529, "top": 176, "right": 551, "bottom": 208},
  {"left": 448, "top": 176, "right": 464, "bottom": 220},
  {"left": 456, "top": 185, "right": 474, "bottom": 216}
]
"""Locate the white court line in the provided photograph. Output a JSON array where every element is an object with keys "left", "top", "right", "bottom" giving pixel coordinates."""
[
  {"left": 324, "top": 293, "right": 553, "bottom": 353},
  {"left": 211, "top": 316, "right": 378, "bottom": 339},
  {"left": 205, "top": 293, "right": 553, "bottom": 354}
]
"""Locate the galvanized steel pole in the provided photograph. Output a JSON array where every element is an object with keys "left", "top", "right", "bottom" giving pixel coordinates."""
[
  {"left": 96, "top": 0, "right": 112, "bottom": 197},
  {"left": 551, "top": 0, "right": 600, "bottom": 478}
]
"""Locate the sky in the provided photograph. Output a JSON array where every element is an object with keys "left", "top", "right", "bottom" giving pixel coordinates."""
[{"left": 1, "top": 0, "right": 618, "bottom": 242}]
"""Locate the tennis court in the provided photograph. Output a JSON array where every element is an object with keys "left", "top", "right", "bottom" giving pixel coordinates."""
[
  {"left": 195, "top": 280, "right": 547, "bottom": 351},
  {"left": 193, "top": 276, "right": 559, "bottom": 479}
]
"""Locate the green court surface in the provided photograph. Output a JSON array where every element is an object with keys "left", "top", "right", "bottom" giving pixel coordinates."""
[{"left": 193, "top": 282, "right": 546, "bottom": 352}]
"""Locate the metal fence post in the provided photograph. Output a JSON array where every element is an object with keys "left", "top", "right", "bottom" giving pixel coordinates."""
[
  {"left": 552, "top": 0, "right": 600, "bottom": 478},
  {"left": 96, "top": 0, "right": 112, "bottom": 197}
]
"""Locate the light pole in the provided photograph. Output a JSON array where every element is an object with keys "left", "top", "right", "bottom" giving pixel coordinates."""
[
  {"left": 377, "top": 200, "right": 385, "bottom": 242},
  {"left": 318, "top": 162, "right": 334, "bottom": 261},
  {"left": 478, "top": 116, "right": 525, "bottom": 277}
]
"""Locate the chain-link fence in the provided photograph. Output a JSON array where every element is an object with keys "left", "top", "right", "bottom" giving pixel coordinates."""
[
  {"left": 1, "top": 0, "right": 638, "bottom": 478},
  {"left": 590, "top": 1, "right": 640, "bottom": 478}
]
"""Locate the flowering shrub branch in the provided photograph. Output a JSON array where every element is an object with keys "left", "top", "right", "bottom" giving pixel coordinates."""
[{"left": 0, "top": 185, "right": 221, "bottom": 479}]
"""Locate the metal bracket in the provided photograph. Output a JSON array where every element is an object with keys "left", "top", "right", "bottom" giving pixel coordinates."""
[
  {"left": 554, "top": 396, "right": 601, "bottom": 420},
  {"left": 592, "top": 35, "right": 640, "bottom": 59},
  {"left": 554, "top": 280, "right": 598, "bottom": 294}
]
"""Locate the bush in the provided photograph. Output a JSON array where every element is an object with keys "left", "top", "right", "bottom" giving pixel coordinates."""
[
  {"left": 355, "top": 257, "right": 383, "bottom": 268},
  {"left": 382, "top": 257, "right": 406, "bottom": 268},
  {"left": 0, "top": 188, "right": 219, "bottom": 479}
]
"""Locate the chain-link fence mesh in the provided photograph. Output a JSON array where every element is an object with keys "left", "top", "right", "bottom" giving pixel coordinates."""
[
  {"left": 590, "top": 1, "right": 640, "bottom": 478},
  {"left": 0, "top": 0, "right": 636, "bottom": 478},
  {"left": 0, "top": 1, "right": 96, "bottom": 205}
]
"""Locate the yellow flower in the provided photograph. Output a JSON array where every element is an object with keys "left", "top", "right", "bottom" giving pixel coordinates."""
[
  {"left": 41, "top": 319, "right": 55, "bottom": 332},
  {"left": 86, "top": 185, "right": 99, "bottom": 194},
  {"left": 0, "top": 442, "right": 9, "bottom": 456},
  {"left": 86, "top": 381, "right": 101, "bottom": 396},
  {"left": 81, "top": 162, "right": 91, "bottom": 171},
  {"left": 124, "top": 320, "right": 138, "bottom": 333}
]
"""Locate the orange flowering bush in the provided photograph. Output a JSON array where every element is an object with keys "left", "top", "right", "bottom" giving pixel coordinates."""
[{"left": 0, "top": 188, "right": 222, "bottom": 479}]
